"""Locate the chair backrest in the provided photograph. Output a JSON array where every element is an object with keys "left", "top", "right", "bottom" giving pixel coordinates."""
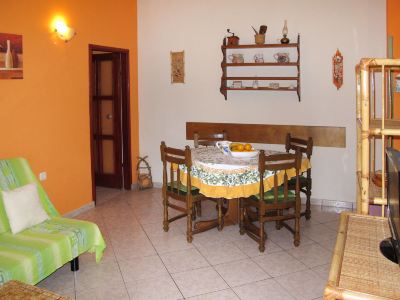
[
  {"left": 285, "top": 133, "right": 313, "bottom": 159},
  {"left": 160, "top": 141, "right": 192, "bottom": 198},
  {"left": 258, "top": 150, "right": 301, "bottom": 205},
  {"left": 193, "top": 131, "right": 227, "bottom": 148}
]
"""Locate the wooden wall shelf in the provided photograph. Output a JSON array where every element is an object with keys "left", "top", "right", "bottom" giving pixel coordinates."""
[
  {"left": 222, "top": 62, "right": 298, "bottom": 67},
  {"left": 222, "top": 43, "right": 298, "bottom": 49},
  {"left": 222, "top": 87, "right": 296, "bottom": 91},
  {"left": 223, "top": 76, "right": 298, "bottom": 80},
  {"left": 220, "top": 34, "right": 301, "bottom": 101}
]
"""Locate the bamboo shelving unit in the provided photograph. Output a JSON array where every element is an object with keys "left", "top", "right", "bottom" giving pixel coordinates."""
[{"left": 356, "top": 58, "right": 400, "bottom": 216}]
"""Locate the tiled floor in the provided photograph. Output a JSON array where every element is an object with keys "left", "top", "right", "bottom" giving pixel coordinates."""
[{"left": 37, "top": 187, "right": 347, "bottom": 300}]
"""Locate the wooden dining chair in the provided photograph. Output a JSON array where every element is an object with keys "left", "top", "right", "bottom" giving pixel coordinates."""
[
  {"left": 239, "top": 151, "right": 302, "bottom": 252},
  {"left": 193, "top": 131, "right": 227, "bottom": 148},
  {"left": 160, "top": 141, "right": 219, "bottom": 242},
  {"left": 285, "top": 133, "right": 313, "bottom": 220},
  {"left": 192, "top": 131, "right": 228, "bottom": 217}
]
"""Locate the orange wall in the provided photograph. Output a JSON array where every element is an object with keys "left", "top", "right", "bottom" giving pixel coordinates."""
[
  {"left": 388, "top": 0, "right": 400, "bottom": 149},
  {"left": 0, "top": 0, "right": 139, "bottom": 214},
  {"left": 387, "top": 0, "right": 400, "bottom": 58}
]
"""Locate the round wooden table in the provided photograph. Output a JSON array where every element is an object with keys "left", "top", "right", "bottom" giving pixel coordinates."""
[{"left": 180, "top": 147, "right": 311, "bottom": 227}]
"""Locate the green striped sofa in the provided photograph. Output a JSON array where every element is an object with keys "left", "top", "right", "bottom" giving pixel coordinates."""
[{"left": 0, "top": 158, "right": 106, "bottom": 285}]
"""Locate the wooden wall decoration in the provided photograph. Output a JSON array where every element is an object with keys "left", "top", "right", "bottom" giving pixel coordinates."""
[
  {"left": 170, "top": 51, "right": 185, "bottom": 83},
  {"left": 333, "top": 49, "right": 343, "bottom": 90},
  {"left": 186, "top": 122, "right": 346, "bottom": 148}
]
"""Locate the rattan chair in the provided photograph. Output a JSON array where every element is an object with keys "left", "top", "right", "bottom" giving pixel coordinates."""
[
  {"left": 285, "top": 133, "right": 313, "bottom": 220},
  {"left": 160, "top": 141, "right": 220, "bottom": 242},
  {"left": 239, "top": 151, "right": 302, "bottom": 252},
  {"left": 193, "top": 131, "right": 227, "bottom": 148}
]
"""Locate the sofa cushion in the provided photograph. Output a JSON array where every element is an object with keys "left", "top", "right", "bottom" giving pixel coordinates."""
[
  {"left": 0, "top": 159, "right": 59, "bottom": 234},
  {"left": 2, "top": 183, "right": 49, "bottom": 234}
]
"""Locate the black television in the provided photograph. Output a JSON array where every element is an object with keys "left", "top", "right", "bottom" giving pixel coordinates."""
[{"left": 382, "top": 148, "right": 400, "bottom": 265}]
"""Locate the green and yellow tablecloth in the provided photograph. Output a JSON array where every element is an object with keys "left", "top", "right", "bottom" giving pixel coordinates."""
[{"left": 180, "top": 147, "right": 310, "bottom": 199}]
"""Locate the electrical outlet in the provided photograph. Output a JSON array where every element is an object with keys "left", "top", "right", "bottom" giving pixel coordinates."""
[{"left": 39, "top": 172, "right": 47, "bottom": 181}]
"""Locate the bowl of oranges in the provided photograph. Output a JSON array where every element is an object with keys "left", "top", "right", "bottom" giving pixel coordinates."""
[{"left": 229, "top": 143, "right": 258, "bottom": 158}]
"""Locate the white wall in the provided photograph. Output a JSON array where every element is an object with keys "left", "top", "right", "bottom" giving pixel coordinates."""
[{"left": 138, "top": 0, "right": 386, "bottom": 204}]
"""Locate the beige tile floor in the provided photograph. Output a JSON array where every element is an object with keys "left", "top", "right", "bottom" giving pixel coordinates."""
[{"left": 37, "top": 187, "right": 347, "bottom": 300}]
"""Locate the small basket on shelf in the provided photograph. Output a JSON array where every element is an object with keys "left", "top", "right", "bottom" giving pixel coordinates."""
[
  {"left": 254, "top": 34, "right": 265, "bottom": 45},
  {"left": 253, "top": 25, "right": 267, "bottom": 45}
]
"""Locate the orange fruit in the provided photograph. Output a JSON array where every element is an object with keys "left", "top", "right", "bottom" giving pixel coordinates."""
[
  {"left": 237, "top": 144, "right": 244, "bottom": 152},
  {"left": 244, "top": 143, "right": 252, "bottom": 151}
]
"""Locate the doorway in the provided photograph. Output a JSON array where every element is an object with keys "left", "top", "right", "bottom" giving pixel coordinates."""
[{"left": 89, "top": 44, "right": 132, "bottom": 204}]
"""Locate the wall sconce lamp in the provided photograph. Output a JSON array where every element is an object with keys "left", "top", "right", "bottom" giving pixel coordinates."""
[{"left": 54, "top": 20, "right": 76, "bottom": 42}]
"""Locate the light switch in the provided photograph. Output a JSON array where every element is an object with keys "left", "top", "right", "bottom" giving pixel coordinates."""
[{"left": 39, "top": 172, "right": 47, "bottom": 181}]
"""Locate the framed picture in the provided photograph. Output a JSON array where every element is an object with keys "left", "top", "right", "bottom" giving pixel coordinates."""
[
  {"left": 170, "top": 51, "right": 184, "bottom": 83},
  {"left": 0, "top": 33, "right": 23, "bottom": 80}
]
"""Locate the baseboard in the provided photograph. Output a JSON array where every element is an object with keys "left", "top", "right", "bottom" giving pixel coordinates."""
[
  {"left": 153, "top": 182, "right": 162, "bottom": 188},
  {"left": 306, "top": 197, "right": 354, "bottom": 210},
  {"left": 132, "top": 182, "right": 162, "bottom": 189},
  {"left": 63, "top": 201, "right": 95, "bottom": 218}
]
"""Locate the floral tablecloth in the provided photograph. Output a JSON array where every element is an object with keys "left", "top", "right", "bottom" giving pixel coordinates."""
[{"left": 180, "top": 147, "right": 311, "bottom": 199}]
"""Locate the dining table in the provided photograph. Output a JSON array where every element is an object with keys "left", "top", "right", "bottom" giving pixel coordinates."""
[{"left": 179, "top": 146, "right": 311, "bottom": 229}]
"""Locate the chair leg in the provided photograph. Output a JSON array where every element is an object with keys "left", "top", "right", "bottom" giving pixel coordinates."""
[
  {"left": 294, "top": 201, "right": 301, "bottom": 247},
  {"left": 196, "top": 202, "right": 202, "bottom": 217},
  {"left": 163, "top": 194, "right": 169, "bottom": 232},
  {"left": 259, "top": 219, "right": 266, "bottom": 252},
  {"left": 217, "top": 198, "right": 224, "bottom": 231},
  {"left": 70, "top": 257, "right": 79, "bottom": 272},
  {"left": 192, "top": 205, "right": 197, "bottom": 221},
  {"left": 305, "top": 193, "right": 311, "bottom": 220},
  {"left": 305, "top": 182, "right": 312, "bottom": 220},
  {"left": 275, "top": 210, "right": 283, "bottom": 230},
  {"left": 187, "top": 203, "right": 193, "bottom": 243},
  {"left": 294, "top": 216, "right": 300, "bottom": 247},
  {"left": 239, "top": 198, "right": 245, "bottom": 235}
]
